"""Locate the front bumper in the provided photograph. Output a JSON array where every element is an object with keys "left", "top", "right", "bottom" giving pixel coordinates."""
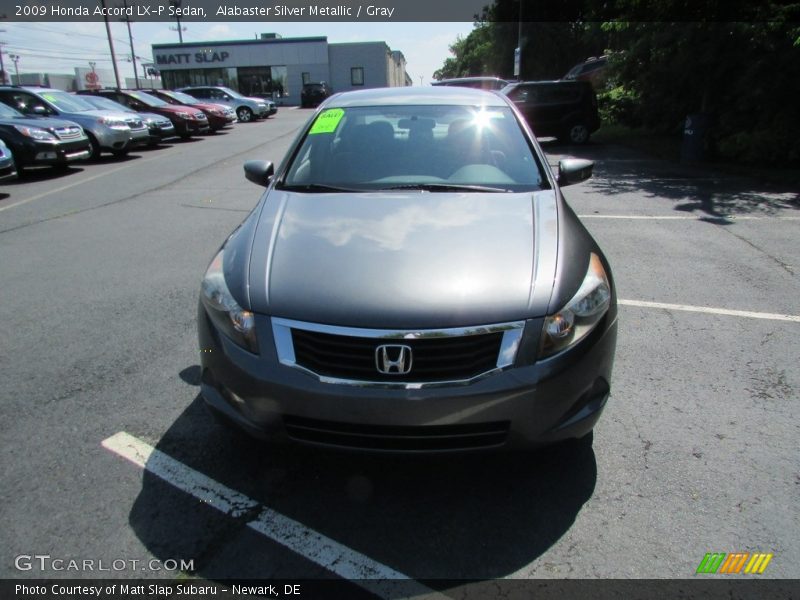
[
  {"left": 146, "top": 121, "right": 178, "bottom": 143},
  {"left": 198, "top": 307, "right": 617, "bottom": 452},
  {"left": 94, "top": 127, "right": 133, "bottom": 152},
  {"left": 14, "top": 138, "right": 91, "bottom": 167},
  {"left": 173, "top": 118, "right": 210, "bottom": 136}
]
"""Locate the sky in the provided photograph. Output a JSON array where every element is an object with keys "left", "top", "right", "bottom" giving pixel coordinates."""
[{"left": 0, "top": 21, "right": 476, "bottom": 86}]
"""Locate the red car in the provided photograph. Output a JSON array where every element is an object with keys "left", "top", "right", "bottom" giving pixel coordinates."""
[
  {"left": 77, "top": 89, "right": 209, "bottom": 138},
  {"left": 144, "top": 89, "right": 237, "bottom": 132}
]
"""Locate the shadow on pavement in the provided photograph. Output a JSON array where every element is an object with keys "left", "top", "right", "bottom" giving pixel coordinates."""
[
  {"left": 541, "top": 140, "right": 800, "bottom": 220},
  {"left": 127, "top": 367, "right": 597, "bottom": 586}
]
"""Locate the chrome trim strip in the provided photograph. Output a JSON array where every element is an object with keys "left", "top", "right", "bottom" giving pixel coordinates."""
[{"left": 271, "top": 317, "right": 525, "bottom": 389}]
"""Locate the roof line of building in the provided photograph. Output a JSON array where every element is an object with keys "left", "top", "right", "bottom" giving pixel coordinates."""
[{"left": 153, "top": 36, "right": 328, "bottom": 50}]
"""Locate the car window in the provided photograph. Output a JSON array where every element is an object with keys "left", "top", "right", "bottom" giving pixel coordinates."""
[
  {"left": 0, "top": 101, "right": 23, "bottom": 118},
  {"left": 126, "top": 91, "right": 168, "bottom": 107},
  {"left": 169, "top": 91, "right": 199, "bottom": 105},
  {"left": 39, "top": 91, "right": 95, "bottom": 113},
  {"left": 283, "top": 104, "right": 544, "bottom": 191}
]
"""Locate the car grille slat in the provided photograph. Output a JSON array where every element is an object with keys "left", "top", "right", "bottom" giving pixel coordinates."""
[
  {"left": 283, "top": 416, "right": 509, "bottom": 451},
  {"left": 290, "top": 328, "right": 504, "bottom": 382},
  {"left": 53, "top": 127, "right": 83, "bottom": 141}
]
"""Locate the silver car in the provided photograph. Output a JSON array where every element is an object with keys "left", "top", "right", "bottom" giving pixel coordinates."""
[
  {"left": 177, "top": 86, "right": 272, "bottom": 122},
  {"left": 0, "top": 87, "right": 149, "bottom": 157},
  {"left": 198, "top": 87, "right": 617, "bottom": 452}
]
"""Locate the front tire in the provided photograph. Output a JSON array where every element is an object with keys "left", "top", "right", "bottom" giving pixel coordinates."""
[
  {"left": 87, "top": 134, "right": 101, "bottom": 159},
  {"left": 237, "top": 107, "right": 253, "bottom": 123},
  {"left": 563, "top": 123, "right": 590, "bottom": 145}
]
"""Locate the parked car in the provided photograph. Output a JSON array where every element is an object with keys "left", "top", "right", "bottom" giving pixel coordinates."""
[
  {"left": 77, "top": 89, "right": 209, "bottom": 139},
  {"left": 0, "top": 101, "right": 91, "bottom": 170},
  {"left": 0, "top": 138, "right": 17, "bottom": 181},
  {"left": 197, "top": 86, "right": 617, "bottom": 452},
  {"left": 0, "top": 86, "right": 148, "bottom": 157},
  {"left": 500, "top": 80, "right": 600, "bottom": 144},
  {"left": 76, "top": 93, "right": 177, "bottom": 146},
  {"left": 431, "top": 76, "right": 510, "bottom": 90},
  {"left": 562, "top": 55, "right": 608, "bottom": 89},
  {"left": 300, "top": 82, "right": 332, "bottom": 108},
  {"left": 143, "top": 89, "right": 236, "bottom": 132},
  {"left": 178, "top": 86, "right": 274, "bottom": 122}
]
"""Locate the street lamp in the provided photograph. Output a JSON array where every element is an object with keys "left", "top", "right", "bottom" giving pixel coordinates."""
[
  {"left": 169, "top": 0, "right": 185, "bottom": 43},
  {"left": 9, "top": 53, "right": 19, "bottom": 84}
]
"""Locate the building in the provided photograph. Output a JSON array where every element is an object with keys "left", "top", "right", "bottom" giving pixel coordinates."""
[{"left": 151, "top": 33, "right": 409, "bottom": 104}]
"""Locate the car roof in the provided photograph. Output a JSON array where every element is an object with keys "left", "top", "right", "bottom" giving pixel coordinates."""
[{"left": 327, "top": 86, "right": 509, "bottom": 108}]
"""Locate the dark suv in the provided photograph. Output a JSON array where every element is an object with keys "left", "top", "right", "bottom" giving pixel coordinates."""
[
  {"left": 562, "top": 56, "right": 608, "bottom": 90},
  {"left": 300, "top": 82, "right": 331, "bottom": 108},
  {"left": 500, "top": 80, "right": 600, "bottom": 144}
]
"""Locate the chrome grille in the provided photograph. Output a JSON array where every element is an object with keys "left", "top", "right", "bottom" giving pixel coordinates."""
[
  {"left": 272, "top": 318, "right": 525, "bottom": 387},
  {"left": 125, "top": 118, "right": 145, "bottom": 130},
  {"left": 53, "top": 126, "right": 84, "bottom": 141}
]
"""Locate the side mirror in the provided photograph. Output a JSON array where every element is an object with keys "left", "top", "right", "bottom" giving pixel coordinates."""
[
  {"left": 31, "top": 105, "right": 48, "bottom": 116},
  {"left": 557, "top": 158, "right": 594, "bottom": 187},
  {"left": 243, "top": 160, "right": 274, "bottom": 187}
]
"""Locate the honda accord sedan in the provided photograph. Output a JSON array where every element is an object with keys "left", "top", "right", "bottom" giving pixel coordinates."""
[{"left": 198, "top": 86, "right": 617, "bottom": 452}]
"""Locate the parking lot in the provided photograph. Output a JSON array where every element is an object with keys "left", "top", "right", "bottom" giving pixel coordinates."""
[{"left": 1, "top": 106, "right": 798, "bottom": 591}]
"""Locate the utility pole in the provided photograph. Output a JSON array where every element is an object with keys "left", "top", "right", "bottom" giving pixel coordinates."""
[
  {"left": 120, "top": 0, "right": 139, "bottom": 88},
  {"left": 99, "top": 0, "right": 122, "bottom": 88},
  {"left": 9, "top": 53, "right": 19, "bottom": 84},
  {"left": 169, "top": 0, "right": 185, "bottom": 43}
]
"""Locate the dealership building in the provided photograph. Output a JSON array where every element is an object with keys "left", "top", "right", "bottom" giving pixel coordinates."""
[{"left": 151, "top": 33, "right": 411, "bottom": 104}]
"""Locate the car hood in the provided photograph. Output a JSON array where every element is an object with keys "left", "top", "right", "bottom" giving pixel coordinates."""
[
  {"left": 0, "top": 116, "right": 84, "bottom": 130},
  {"left": 75, "top": 109, "right": 137, "bottom": 121},
  {"left": 247, "top": 189, "right": 559, "bottom": 329}
]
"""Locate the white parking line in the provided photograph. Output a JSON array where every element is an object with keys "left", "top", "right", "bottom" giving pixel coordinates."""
[
  {"left": 578, "top": 214, "right": 800, "bottom": 220},
  {"left": 0, "top": 154, "right": 170, "bottom": 213},
  {"left": 619, "top": 299, "right": 800, "bottom": 323},
  {"left": 102, "top": 432, "right": 441, "bottom": 598}
]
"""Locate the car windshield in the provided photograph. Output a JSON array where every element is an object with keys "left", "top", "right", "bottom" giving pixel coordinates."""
[
  {"left": 166, "top": 91, "right": 199, "bottom": 105},
  {"left": 82, "top": 96, "right": 130, "bottom": 112},
  {"left": 40, "top": 91, "right": 96, "bottom": 112},
  {"left": 218, "top": 87, "right": 243, "bottom": 99},
  {"left": 282, "top": 104, "right": 545, "bottom": 192},
  {"left": 126, "top": 90, "right": 168, "bottom": 107},
  {"left": 0, "top": 102, "right": 23, "bottom": 118}
]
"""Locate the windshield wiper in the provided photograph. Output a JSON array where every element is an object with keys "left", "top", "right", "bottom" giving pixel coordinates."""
[
  {"left": 279, "top": 183, "right": 368, "bottom": 193},
  {"left": 379, "top": 183, "right": 511, "bottom": 193}
]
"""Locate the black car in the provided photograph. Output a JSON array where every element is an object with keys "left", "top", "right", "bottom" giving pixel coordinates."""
[
  {"left": 500, "top": 80, "right": 600, "bottom": 144},
  {"left": 300, "top": 82, "right": 331, "bottom": 108},
  {"left": 0, "top": 102, "right": 91, "bottom": 170}
]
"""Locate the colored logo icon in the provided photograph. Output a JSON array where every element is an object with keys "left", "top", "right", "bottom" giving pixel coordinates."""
[{"left": 696, "top": 552, "right": 773, "bottom": 574}]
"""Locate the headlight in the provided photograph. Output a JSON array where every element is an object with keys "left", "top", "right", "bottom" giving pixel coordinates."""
[
  {"left": 14, "top": 125, "right": 57, "bottom": 141},
  {"left": 177, "top": 113, "right": 191, "bottom": 120},
  {"left": 200, "top": 249, "right": 259, "bottom": 353},
  {"left": 539, "top": 253, "right": 611, "bottom": 358},
  {"left": 99, "top": 117, "right": 129, "bottom": 129},
  {"left": 209, "top": 109, "right": 222, "bottom": 116}
]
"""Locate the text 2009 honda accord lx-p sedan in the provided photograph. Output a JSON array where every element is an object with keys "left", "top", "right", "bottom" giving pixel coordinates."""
[{"left": 197, "top": 86, "right": 617, "bottom": 452}]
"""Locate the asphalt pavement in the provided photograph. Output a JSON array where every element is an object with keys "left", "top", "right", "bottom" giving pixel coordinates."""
[{"left": 0, "top": 109, "right": 798, "bottom": 592}]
